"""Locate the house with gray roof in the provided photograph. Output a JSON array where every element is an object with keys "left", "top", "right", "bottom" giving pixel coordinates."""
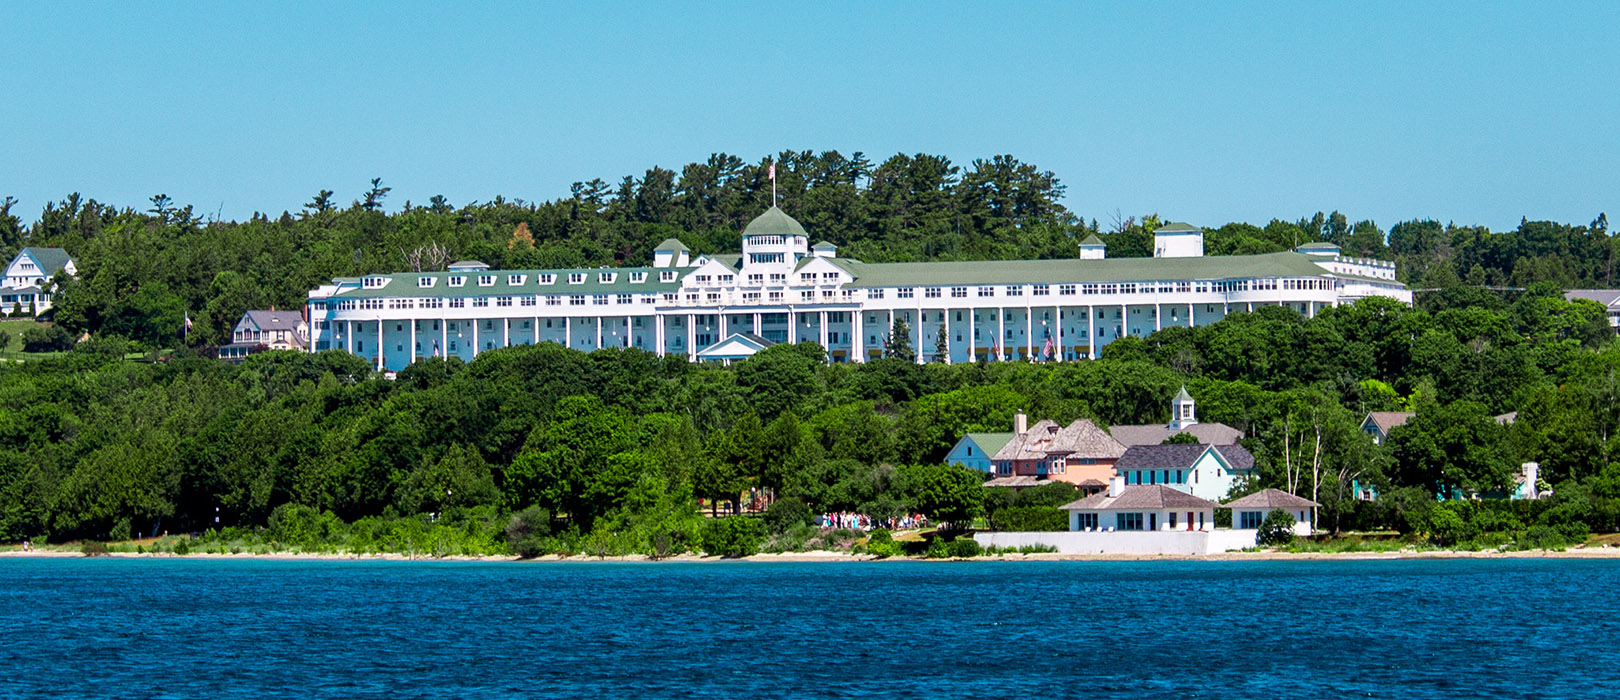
[
  {"left": 1109, "top": 388, "right": 1244, "bottom": 447},
  {"left": 1060, "top": 477, "right": 1222, "bottom": 532},
  {"left": 219, "top": 310, "right": 309, "bottom": 363},
  {"left": 1565, "top": 290, "right": 1620, "bottom": 329},
  {"left": 983, "top": 412, "right": 1127, "bottom": 489},
  {"left": 1113, "top": 442, "right": 1256, "bottom": 502},
  {"left": 1224, "top": 488, "right": 1321, "bottom": 535},
  {"left": 1360, "top": 411, "right": 1414, "bottom": 444},
  {"left": 1, "top": 247, "right": 76, "bottom": 316}
]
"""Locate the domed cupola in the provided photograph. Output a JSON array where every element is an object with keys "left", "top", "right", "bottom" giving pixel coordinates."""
[{"left": 741, "top": 206, "right": 810, "bottom": 268}]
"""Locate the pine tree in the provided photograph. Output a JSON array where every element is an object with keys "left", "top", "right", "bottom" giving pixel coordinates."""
[
  {"left": 934, "top": 324, "right": 949, "bottom": 362},
  {"left": 885, "top": 319, "right": 914, "bottom": 360}
]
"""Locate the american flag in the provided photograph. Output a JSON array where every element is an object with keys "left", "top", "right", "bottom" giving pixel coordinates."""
[
  {"left": 1042, "top": 335, "right": 1054, "bottom": 361},
  {"left": 768, "top": 161, "right": 775, "bottom": 180}
]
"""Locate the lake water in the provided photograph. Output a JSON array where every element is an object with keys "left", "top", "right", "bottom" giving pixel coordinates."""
[{"left": 2, "top": 557, "right": 1617, "bottom": 698}]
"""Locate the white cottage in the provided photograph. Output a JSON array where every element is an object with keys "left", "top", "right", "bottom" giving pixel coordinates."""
[
  {"left": 1224, "top": 488, "right": 1320, "bottom": 536},
  {"left": 1060, "top": 477, "right": 1221, "bottom": 532},
  {"left": 1, "top": 247, "right": 76, "bottom": 315}
]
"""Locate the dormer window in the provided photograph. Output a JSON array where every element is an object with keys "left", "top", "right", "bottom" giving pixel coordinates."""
[
  {"left": 568, "top": 273, "right": 585, "bottom": 284},
  {"left": 695, "top": 275, "right": 711, "bottom": 284},
  {"left": 448, "top": 276, "right": 466, "bottom": 287},
  {"left": 719, "top": 274, "right": 734, "bottom": 283},
  {"left": 507, "top": 274, "right": 526, "bottom": 286},
  {"left": 539, "top": 273, "right": 556, "bottom": 285},
  {"left": 821, "top": 272, "right": 838, "bottom": 281},
  {"left": 478, "top": 275, "right": 495, "bottom": 287},
  {"left": 630, "top": 272, "right": 646, "bottom": 283},
  {"left": 599, "top": 272, "right": 616, "bottom": 283},
  {"left": 660, "top": 271, "right": 677, "bottom": 283},
  {"left": 362, "top": 277, "right": 388, "bottom": 289},
  {"left": 417, "top": 277, "right": 436, "bottom": 288}
]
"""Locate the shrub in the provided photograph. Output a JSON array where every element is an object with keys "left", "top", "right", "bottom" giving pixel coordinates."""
[
  {"left": 948, "top": 537, "right": 982, "bottom": 558},
  {"left": 1426, "top": 505, "right": 1475, "bottom": 547},
  {"left": 81, "top": 541, "right": 109, "bottom": 557},
  {"left": 172, "top": 538, "right": 191, "bottom": 555},
  {"left": 764, "top": 497, "right": 812, "bottom": 534},
  {"left": 924, "top": 536, "right": 951, "bottom": 559},
  {"left": 864, "top": 529, "right": 903, "bottom": 558},
  {"left": 20, "top": 325, "right": 73, "bottom": 352},
  {"left": 703, "top": 516, "right": 765, "bottom": 557},
  {"left": 1257, "top": 508, "right": 1297, "bottom": 546},
  {"left": 108, "top": 518, "right": 132, "bottom": 542},
  {"left": 990, "top": 505, "right": 1067, "bottom": 532},
  {"left": 504, "top": 506, "right": 552, "bottom": 559}
]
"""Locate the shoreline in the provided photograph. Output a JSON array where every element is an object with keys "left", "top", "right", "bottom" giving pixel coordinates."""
[{"left": 4, "top": 547, "right": 1620, "bottom": 563}]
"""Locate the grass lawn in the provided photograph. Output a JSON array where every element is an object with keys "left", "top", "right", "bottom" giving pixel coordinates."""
[{"left": 0, "top": 318, "right": 48, "bottom": 352}]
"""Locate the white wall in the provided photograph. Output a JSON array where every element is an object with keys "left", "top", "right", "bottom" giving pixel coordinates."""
[{"left": 974, "top": 530, "right": 1257, "bottom": 555}]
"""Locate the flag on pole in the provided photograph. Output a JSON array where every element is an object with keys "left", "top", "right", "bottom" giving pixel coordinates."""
[
  {"left": 1042, "top": 335, "right": 1054, "bottom": 361},
  {"left": 768, "top": 161, "right": 775, "bottom": 180}
]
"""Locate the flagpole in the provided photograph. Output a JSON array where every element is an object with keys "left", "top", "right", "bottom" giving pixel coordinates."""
[{"left": 770, "top": 158, "right": 777, "bottom": 208}]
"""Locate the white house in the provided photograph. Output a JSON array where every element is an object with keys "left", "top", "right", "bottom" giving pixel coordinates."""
[
  {"left": 305, "top": 206, "right": 1412, "bottom": 372},
  {"left": 1, "top": 247, "right": 76, "bottom": 316},
  {"left": 1111, "top": 442, "right": 1256, "bottom": 502},
  {"left": 219, "top": 310, "right": 309, "bottom": 363},
  {"left": 1060, "top": 477, "right": 1221, "bottom": 532},
  {"left": 945, "top": 432, "right": 1015, "bottom": 473},
  {"left": 1224, "top": 488, "right": 1320, "bottom": 536}
]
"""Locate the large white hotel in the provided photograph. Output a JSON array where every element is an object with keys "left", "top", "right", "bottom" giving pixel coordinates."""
[{"left": 306, "top": 207, "right": 1411, "bottom": 371}]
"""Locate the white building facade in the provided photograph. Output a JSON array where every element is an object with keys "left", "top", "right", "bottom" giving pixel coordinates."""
[
  {"left": 305, "top": 208, "right": 1413, "bottom": 371},
  {"left": 1, "top": 247, "right": 76, "bottom": 316}
]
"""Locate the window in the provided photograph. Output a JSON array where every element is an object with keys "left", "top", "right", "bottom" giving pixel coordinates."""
[
  {"left": 478, "top": 275, "right": 495, "bottom": 287},
  {"left": 630, "top": 272, "right": 646, "bottom": 283},
  {"left": 747, "top": 274, "right": 764, "bottom": 285},
  {"left": 720, "top": 274, "right": 734, "bottom": 283},
  {"left": 898, "top": 287, "right": 914, "bottom": 299},
  {"left": 743, "top": 292, "right": 761, "bottom": 303},
  {"left": 520, "top": 296, "right": 537, "bottom": 307},
  {"left": 449, "top": 298, "right": 465, "bottom": 308},
  {"left": 1059, "top": 284, "right": 1076, "bottom": 296},
  {"left": 1076, "top": 513, "right": 1098, "bottom": 530},
  {"left": 800, "top": 273, "right": 816, "bottom": 283},
  {"left": 546, "top": 296, "right": 561, "bottom": 306},
  {"left": 593, "top": 295, "right": 609, "bottom": 305},
  {"left": 696, "top": 275, "right": 712, "bottom": 284},
  {"left": 1005, "top": 285, "right": 1022, "bottom": 296},
  {"left": 539, "top": 274, "right": 556, "bottom": 285},
  {"left": 925, "top": 287, "right": 941, "bottom": 298},
  {"left": 770, "top": 273, "right": 786, "bottom": 283},
  {"left": 660, "top": 271, "right": 677, "bottom": 283},
  {"left": 1032, "top": 284, "right": 1050, "bottom": 296},
  {"left": 617, "top": 294, "right": 632, "bottom": 305},
  {"left": 599, "top": 272, "right": 616, "bottom": 283},
  {"left": 977, "top": 287, "right": 994, "bottom": 298},
  {"left": 473, "top": 297, "right": 490, "bottom": 308},
  {"left": 418, "top": 277, "right": 436, "bottom": 288},
  {"left": 495, "top": 296, "right": 513, "bottom": 307},
  {"left": 870, "top": 289, "right": 885, "bottom": 300},
  {"left": 508, "top": 274, "right": 526, "bottom": 286},
  {"left": 362, "top": 277, "right": 387, "bottom": 289},
  {"left": 821, "top": 272, "right": 838, "bottom": 282},
  {"left": 448, "top": 276, "right": 466, "bottom": 287},
  {"left": 951, "top": 286, "right": 967, "bottom": 298},
  {"left": 568, "top": 273, "right": 585, "bottom": 284},
  {"left": 1116, "top": 513, "right": 1144, "bottom": 531},
  {"left": 801, "top": 291, "right": 815, "bottom": 302},
  {"left": 570, "top": 295, "right": 585, "bottom": 306},
  {"left": 768, "top": 291, "right": 783, "bottom": 302},
  {"left": 1239, "top": 511, "right": 1264, "bottom": 529}
]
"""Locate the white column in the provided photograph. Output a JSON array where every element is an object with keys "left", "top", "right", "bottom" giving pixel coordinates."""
[
  {"left": 441, "top": 320, "right": 447, "bottom": 357},
  {"left": 655, "top": 314, "right": 665, "bottom": 357},
  {"left": 376, "top": 322, "right": 383, "bottom": 369},
  {"left": 819, "top": 311, "right": 828, "bottom": 350},
  {"left": 1189, "top": 303, "right": 1195, "bottom": 327},
  {"left": 788, "top": 309, "right": 797, "bottom": 344},
  {"left": 346, "top": 320, "right": 354, "bottom": 355},
  {"left": 595, "top": 316, "right": 603, "bottom": 349},
  {"left": 504, "top": 318, "right": 510, "bottom": 347},
  {"left": 687, "top": 313, "right": 697, "bottom": 359},
  {"left": 1154, "top": 303, "right": 1162, "bottom": 333},
  {"left": 564, "top": 317, "right": 571, "bottom": 349},
  {"left": 1025, "top": 305, "right": 1032, "bottom": 360},
  {"left": 916, "top": 305, "right": 924, "bottom": 364},
  {"left": 1120, "top": 304, "right": 1126, "bottom": 339},
  {"left": 968, "top": 309, "right": 977, "bottom": 362},
  {"left": 410, "top": 321, "right": 417, "bottom": 364},
  {"left": 997, "top": 307, "right": 1005, "bottom": 361},
  {"left": 472, "top": 319, "right": 479, "bottom": 357},
  {"left": 1055, "top": 306, "right": 1063, "bottom": 362},
  {"left": 752, "top": 312, "right": 761, "bottom": 336},
  {"left": 852, "top": 311, "right": 864, "bottom": 362},
  {"left": 945, "top": 309, "right": 953, "bottom": 364}
]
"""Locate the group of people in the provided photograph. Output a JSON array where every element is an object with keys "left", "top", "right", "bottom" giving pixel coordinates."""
[{"left": 817, "top": 511, "right": 928, "bottom": 532}]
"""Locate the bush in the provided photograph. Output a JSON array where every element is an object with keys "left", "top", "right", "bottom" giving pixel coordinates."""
[
  {"left": 504, "top": 506, "right": 552, "bottom": 559},
  {"left": 764, "top": 497, "right": 812, "bottom": 534},
  {"left": 947, "top": 537, "right": 982, "bottom": 558},
  {"left": 990, "top": 506, "right": 1067, "bottom": 532},
  {"left": 1426, "top": 505, "right": 1475, "bottom": 547},
  {"left": 81, "top": 541, "right": 109, "bottom": 557},
  {"left": 20, "top": 325, "right": 73, "bottom": 353},
  {"left": 924, "top": 536, "right": 951, "bottom": 559},
  {"left": 1257, "top": 508, "right": 1297, "bottom": 546},
  {"left": 864, "top": 529, "right": 903, "bottom": 558},
  {"left": 703, "top": 516, "right": 765, "bottom": 557}
]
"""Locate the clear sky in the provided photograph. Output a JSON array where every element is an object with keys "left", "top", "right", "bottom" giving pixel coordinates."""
[{"left": 2, "top": 1, "right": 1615, "bottom": 232}]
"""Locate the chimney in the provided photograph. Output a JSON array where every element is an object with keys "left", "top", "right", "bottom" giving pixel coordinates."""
[
  {"left": 1523, "top": 462, "right": 1540, "bottom": 499},
  {"left": 1014, "top": 412, "right": 1028, "bottom": 436},
  {"left": 1108, "top": 475, "right": 1125, "bottom": 498}
]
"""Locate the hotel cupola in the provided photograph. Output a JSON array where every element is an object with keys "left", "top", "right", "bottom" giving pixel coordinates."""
[{"left": 741, "top": 206, "right": 811, "bottom": 271}]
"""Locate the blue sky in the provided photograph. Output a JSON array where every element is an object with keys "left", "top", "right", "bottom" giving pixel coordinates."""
[{"left": 2, "top": 2, "right": 1615, "bottom": 232}]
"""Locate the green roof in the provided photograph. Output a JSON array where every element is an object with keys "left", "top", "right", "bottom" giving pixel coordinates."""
[
  {"left": 20, "top": 247, "right": 73, "bottom": 276},
  {"left": 1080, "top": 233, "right": 1105, "bottom": 246},
  {"left": 1297, "top": 242, "right": 1340, "bottom": 252},
  {"left": 1156, "top": 222, "right": 1201, "bottom": 234},
  {"left": 654, "top": 238, "right": 690, "bottom": 252},
  {"left": 812, "top": 241, "right": 837, "bottom": 251},
  {"left": 964, "top": 432, "right": 1016, "bottom": 457},
  {"left": 743, "top": 206, "right": 807, "bottom": 238},
  {"left": 1174, "top": 386, "right": 1193, "bottom": 402},
  {"left": 836, "top": 251, "right": 1352, "bottom": 288},
  {"left": 334, "top": 266, "right": 686, "bottom": 299}
]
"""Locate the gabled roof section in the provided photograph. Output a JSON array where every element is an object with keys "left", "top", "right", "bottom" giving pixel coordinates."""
[
  {"left": 812, "top": 241, "right": 837, "bottom": 251},
  {"left": 239, "top": 310, "right": 305, "bottom": 332},
  {"left": 1565, "top": 290, "right": 1620, "bottom": 307},
  {"left": 1060, "top": 485, "right": 1221, "bottom": 511},
  {"left": 992, "top": 418, "right": 1127, "bottom": 461},
  {"left": 1109, "top": 421, "right": 1243, "bottom": 447},
  {"left": 962, "top": 432, "right": 1016, "bottom": 458},
  {"left": 1155, "top": 222, "right": 1202, "bottom": 234},
  {"left": 1224, "top": 488, "right": 1320, "bottom": 509},
  {"left": 654, "top": 238, "right": 690, "bottom": 252},
  {"left": 743, "top": 206, "right": 807, "bottom": 238},
  {"left": 1114, "top": 444, "right": 1221, "bottom": 472},
  {"left": 1080, "top": 233, "right": 1105, "bottom": 246},
  {"left": 1362, "top": 411, "right": 1415, "bottom": 435},
  {"left": 695, "top": 333, "right": 775, "bottom": 360},
  {"left": 20, "top": 247, "right": 73, "bottom": 275},
  {"left": 447, "top": 260, "right": 490, "bottom": 271}
]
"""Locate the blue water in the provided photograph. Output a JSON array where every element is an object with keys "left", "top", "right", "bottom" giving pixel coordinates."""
[{"left": 2, "top": 558, "right": 1617, "bottom": 698}]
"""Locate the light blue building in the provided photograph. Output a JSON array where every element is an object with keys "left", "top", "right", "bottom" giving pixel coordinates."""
[{"left": 946, "top": 432, "right": 1015, "bottom": 473}]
